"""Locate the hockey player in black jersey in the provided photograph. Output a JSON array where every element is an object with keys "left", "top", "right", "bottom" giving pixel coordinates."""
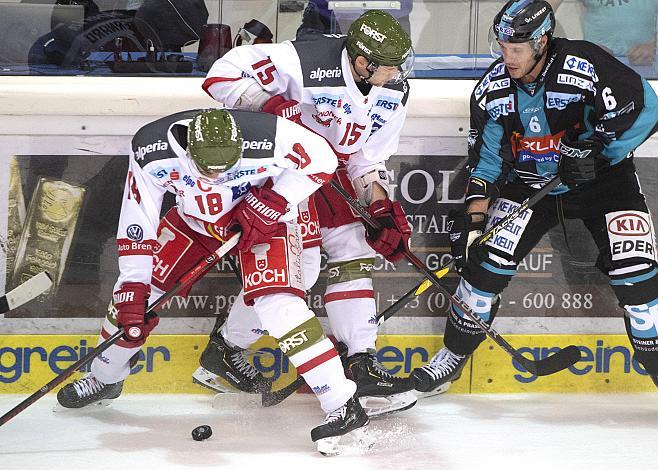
[{"left": 412, "top": 0, "right": 658, "bottom": 394}]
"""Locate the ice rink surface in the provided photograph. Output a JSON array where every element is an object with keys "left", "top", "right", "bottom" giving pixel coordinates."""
[{"left": 2, "top": 392, "right": 658, "bottom": 470}]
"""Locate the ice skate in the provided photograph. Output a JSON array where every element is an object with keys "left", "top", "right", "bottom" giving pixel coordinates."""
[
  {"left": 411, "top": 347, "right": 469, "bottom": 395},
  {"left": 311, "top": 395, "right": 370, "bottom": 456},
  {"left": 56, "top": 373, "right": 123, "bottom": 409},
  {"left": 192, "top": 365, "right": 241, "bottom": 394},
  {"left": 347, "top": 352, "right": 416, "bottom": 418},
  {"left": 194, "top": 332, "right": 273, "bottom": 394}
]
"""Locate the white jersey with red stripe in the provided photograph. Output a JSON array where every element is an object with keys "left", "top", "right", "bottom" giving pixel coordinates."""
[
  {"left": 202, "top": 35, "right": 410, "bottom": 180},
  {"left": 116, "top": 108, "right": 336, "bottom": 290}
]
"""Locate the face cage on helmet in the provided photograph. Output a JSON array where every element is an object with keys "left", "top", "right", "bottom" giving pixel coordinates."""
[
  {"left": 186, "top": 147, "right": 242, "bottom": 184},
  {"left": 368, "top": 47, "right": 415, "bottom": 85}
]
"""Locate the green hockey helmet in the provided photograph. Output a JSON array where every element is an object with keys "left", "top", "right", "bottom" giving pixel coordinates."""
[
  {"left": 187, "top": 109, "right": 243, "bottom": 175},
  {"left": 345, "top": 10, "right": 414, "bottom": 83}
]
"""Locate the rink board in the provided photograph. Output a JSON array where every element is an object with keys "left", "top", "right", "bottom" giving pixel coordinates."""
[{"left": 0, "top": 334, "right": 654, "bottom": 394}]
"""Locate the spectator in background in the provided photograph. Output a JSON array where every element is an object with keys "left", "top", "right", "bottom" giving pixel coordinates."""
[
  {"left": 548, "top": 0, "right": 657, "bottom": 65},
  {"left": 296, "top": 0, "right": 412, "bottom": 39}
]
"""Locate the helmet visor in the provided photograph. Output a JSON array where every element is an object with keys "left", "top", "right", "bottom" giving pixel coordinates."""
[
  {"left": 385, "top": 46, "right": 415, "bottom": 85},
  {"left": 489, "top": 26, "right": 503, "bottom": 58}
]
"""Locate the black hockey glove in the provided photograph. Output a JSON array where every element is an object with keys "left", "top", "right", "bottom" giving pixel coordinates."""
[
  {"left": 448, "top": 209, "right": 487, "bottom": 271},
  {"left": 558, "top": 135, "right": 608, "bottom": 188}
]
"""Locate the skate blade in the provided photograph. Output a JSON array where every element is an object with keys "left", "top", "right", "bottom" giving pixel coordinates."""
[
  {"left": 359, "top": 391, "right": 417, "bottom": 418},
  {"left": 52, "top": 398, "right": 116, "bottom": 413},
  {"left": 193, "top": 367, "right": 240, "bottom": 395},
  {"left": 414, "top": 382, "right": 451, "bottom": 400},
  {"left": 316, "top": 427, "right": 373, "bottom": 456},
  {"left": 316, "top": 436, "right": 341, "bottom": 456}
]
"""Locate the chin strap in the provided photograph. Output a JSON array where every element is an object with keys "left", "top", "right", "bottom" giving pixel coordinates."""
[{"left": 351, "top": 56, "right": 378, "bottom": 84}]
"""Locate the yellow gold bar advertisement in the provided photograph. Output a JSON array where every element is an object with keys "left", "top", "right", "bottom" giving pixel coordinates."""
[
  {"left": 11, "top": 178, "right": 86, "bottom": 300},
  {"left": 5, "top": 156, "right": 26, "bottom": 283}
]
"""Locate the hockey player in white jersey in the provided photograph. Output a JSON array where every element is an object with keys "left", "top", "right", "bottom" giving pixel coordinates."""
[
  {"left": 197, "top": 10, "right": 417, "bottom": 416},
  {"left": 56, "top": 108, "right": 369, "bottom": 451}
]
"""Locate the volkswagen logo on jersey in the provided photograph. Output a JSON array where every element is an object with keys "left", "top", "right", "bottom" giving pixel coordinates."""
[{"left": 126, "top": 224, "right": 144, "bottom": 242}]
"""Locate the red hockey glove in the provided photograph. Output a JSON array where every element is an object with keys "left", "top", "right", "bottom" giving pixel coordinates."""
[
  {"left": 232, "top": 186, "right": 288, "bottom": 251},
  {"left": 261, "top": 95, "right": 302, "bottom": 124},
  {"left": 365, "top": 199, "right": 412, "bottom": 262},
  {"left": 114, "top": 282, "right": 158, "bottom": 342}
]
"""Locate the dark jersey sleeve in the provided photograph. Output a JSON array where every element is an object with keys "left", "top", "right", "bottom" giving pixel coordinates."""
[
  {"left": 466, "top": 62, "right": 513, "bottom": 202},
  {"left": 566, "top": 40, "right": 658, "bottom": 161}
]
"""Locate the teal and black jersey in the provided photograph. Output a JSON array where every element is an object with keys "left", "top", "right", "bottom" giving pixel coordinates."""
[{"left": 467, "top": 37, "right": 658, "bottom": 199}]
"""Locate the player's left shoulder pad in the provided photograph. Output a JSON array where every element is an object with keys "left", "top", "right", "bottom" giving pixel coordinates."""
[
  {"left": 553, "top": 37, "right": 607, "bottom": 79},
  {"left": 382, "top": 79, "right": 410, "bottom": 107},
  {"left": 132, "top": 109, "right": 200, "bottom": 168},
  {"left": 293, "top": 35, "right": 347, "bottom": 88},
  {"left": 229, "top": 109, "right": 278, "bottom": 160}
]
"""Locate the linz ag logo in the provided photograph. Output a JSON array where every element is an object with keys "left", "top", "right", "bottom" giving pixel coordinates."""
[{"left": 557, "top": 74, "right": 595, "bottom": 92}]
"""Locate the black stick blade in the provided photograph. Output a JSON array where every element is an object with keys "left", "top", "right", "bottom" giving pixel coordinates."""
[
  {"left": 261, "top": 376, "right": 306, "bottom": 407},
  {"left": 516, "top": 345, "right": 582, "bottom": 376}
]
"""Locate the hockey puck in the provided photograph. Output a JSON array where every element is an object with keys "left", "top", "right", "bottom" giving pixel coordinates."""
[{"left": 191, "top": 425, "right": 213, "bottom": 441}]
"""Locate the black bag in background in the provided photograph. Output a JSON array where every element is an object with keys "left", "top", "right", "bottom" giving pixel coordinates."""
[{"left": 134, "top": 0, "right": 208, "bottom": 51}]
